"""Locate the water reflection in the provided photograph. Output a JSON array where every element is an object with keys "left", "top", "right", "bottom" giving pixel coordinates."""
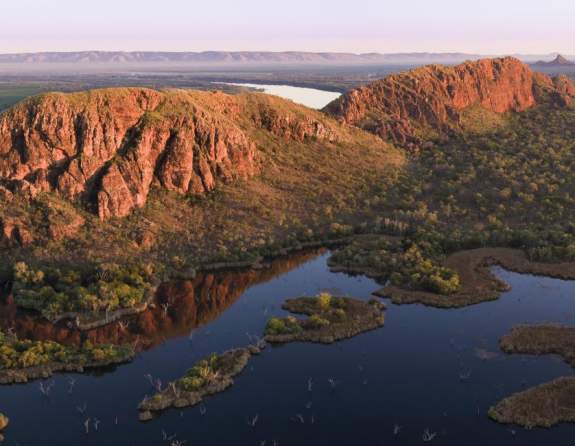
[{"left": 0, "top": 249, "right": 324, "bottom": 349}]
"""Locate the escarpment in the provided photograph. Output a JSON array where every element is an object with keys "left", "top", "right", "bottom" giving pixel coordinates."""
[
  {"left": 0, "top": 88, "right": 340, "bottom": 221},
  {"left": 324, "top": 57, "right": 575, "bottom": 147}
]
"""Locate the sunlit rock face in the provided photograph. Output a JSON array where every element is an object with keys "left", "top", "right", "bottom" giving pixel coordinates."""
[
  {"left": 325, "top": 57, "right": 575, "bottom": 147},
  {"left": 0, "top": 88, "right": 257, "bottom": 220}
]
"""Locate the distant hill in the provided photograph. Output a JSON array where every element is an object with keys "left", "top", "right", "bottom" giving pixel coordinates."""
[
  {"left": 0, "top": 51, "right": 487, "bottom": 65},
  {"left": 2, "top": 51, "right": 575, "bottom": 66},
  {"left": 532, "top": 54, "right": 575, "bottom": 67}
]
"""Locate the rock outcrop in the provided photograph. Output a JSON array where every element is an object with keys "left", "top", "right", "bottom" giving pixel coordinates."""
[
  {"left": 0, "top": 88, "right": 258, "bottom": 220},
  {"left": 324, "top": 57, "right": 575, "bottom": 147},
  {"left": 0, "top": 88, "right": 341, "bottom": 222}
]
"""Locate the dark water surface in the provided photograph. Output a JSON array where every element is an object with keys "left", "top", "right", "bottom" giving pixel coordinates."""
[{"left": 1, "top": 251, "right": 575, "bottom": 446}]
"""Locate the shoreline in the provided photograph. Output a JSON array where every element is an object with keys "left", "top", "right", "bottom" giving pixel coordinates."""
[
  {"left": 333, "top": 247, "right": 575, "bottom": 308},
  {"left": 488, "top": 323, "right": 575, "bottom": 428},
  {"left": 4, "top": 237, "right": 351, "bottom": 331},
  {"left": 6, "top": 242, "right": 575, "bottom": 331},
  {"left": 0, "top": 351, "right": 136, "bottom": 384}
]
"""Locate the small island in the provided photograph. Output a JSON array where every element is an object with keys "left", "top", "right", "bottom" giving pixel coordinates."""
[
  {"left": 138, "top": 344, "right": 264, "bottom": 421},
  {"left": 264, "top": 293, "right": 385, "bottom": 344},
  {"left": 489, "top": 377, "right": 575, "bottom": 429},
  {"left": 0, "top": 331, "right": 136, "bottom": 384},
  {"left": 489, "top": 324, "right": 575, "bottom": 428}
]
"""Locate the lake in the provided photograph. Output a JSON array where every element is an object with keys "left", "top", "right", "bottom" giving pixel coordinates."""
[
  {"left": 221, "top": 83, "right": 342, "bottom": 109},
  {"left": 1, "top": 250, "right": 575, "bottom": 445}
]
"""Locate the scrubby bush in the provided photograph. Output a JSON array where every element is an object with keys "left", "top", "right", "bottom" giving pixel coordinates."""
[
  {"left": 179, "top": 353, "right": 222, "bottom": 391},
  {"left": 0, "top": 331, "right": 133, "bottom": 370},
  {"left": 11, "top": 261, "right": 155, "bottom": 320},
  {"left": 264, "top": 316, "right": 303, "bottom": 335},
  {"left": 317, "top": 292, "right": 332, "bottom": 309},
  {"left": 308, "top": 314, "right": 331, "bottom": 329},
  {"left": 332, "top": 238, "right": 461, "bottom": 295},
  {"left": 332, "top": 308, "right": 347, "bottom": 321}
]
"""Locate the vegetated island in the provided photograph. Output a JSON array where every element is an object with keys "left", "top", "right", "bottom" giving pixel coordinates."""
[
  {"left": 138, "top": 343, "right": 264, "bottom": 421},
  {"left": 264, "top": 293, "right": 385, "bottom": 344},
  {"left": 489, "top": 324, "right": 575, "bottom": 428},
  {"left": 138, "top": 293, "right": 384, "bottom": 419},
  {"left": 0, "top": 330, "right": 135, "bottom": 384}
]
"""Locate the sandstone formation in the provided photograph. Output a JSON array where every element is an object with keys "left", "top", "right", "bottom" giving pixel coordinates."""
[
  {"left": 0, "top": 88, "right": 338, "bottom": 222},
  {"left": 324, "top": 57, "right": 575, "bottom": 146}
]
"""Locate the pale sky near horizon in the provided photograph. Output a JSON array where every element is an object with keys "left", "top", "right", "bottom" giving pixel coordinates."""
[{"left": 2, "top": 0, "right": 574, "bottom": 54}]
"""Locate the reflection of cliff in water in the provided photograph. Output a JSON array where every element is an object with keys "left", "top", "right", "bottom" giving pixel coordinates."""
[{"left": 0, "top": 250, "right": 324, "bottom": 348}]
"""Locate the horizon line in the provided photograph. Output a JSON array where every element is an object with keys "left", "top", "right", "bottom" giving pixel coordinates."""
[{"left": 0, "top": 50, "right": 572, "bottom": 56}]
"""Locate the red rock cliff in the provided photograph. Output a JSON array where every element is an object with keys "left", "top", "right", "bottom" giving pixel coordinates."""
[
  {"left": 324, "top": 57, "right": 575, "bottom": 146},
  {"left": 0, "top": 88, "right": 338, "bottom": 220}
]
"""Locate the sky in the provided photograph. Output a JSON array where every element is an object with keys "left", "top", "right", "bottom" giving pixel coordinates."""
[{"left": 1, "top": 0, "right": 574, "bottom": 54}]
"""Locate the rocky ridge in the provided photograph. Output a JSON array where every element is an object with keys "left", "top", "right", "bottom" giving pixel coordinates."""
[
  {"left": 324, "top": 57, "right": 575, "bottom": 147},
  {"left": 0, "top": 88, "right": 340, "bottom": 226}
]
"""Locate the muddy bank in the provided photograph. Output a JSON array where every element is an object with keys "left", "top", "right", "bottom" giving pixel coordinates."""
[
  {"left": 499, "top": 324, "right": 575, "bottom": 367},
  {"left": 489, "top": 376, "right": 575, "bottom": 428},
  {"left": 264, "top": 295, "right": 385, "bottom": 344},
  {"left": 376, "top": 248, "right": 575, "bottom": 308},
  {"left": 489, "top": 324, "right": 575, "bottom": 428}
]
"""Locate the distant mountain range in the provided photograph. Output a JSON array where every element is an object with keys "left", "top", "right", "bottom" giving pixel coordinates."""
[{"left": 0, "top": 51, "right": 573, "bottom": 65}]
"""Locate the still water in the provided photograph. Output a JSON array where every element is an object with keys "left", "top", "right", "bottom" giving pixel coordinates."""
[
  {"left": 222, "top": 83, "right": 341, "bottom": 109},
  {"left": 1, "top": 250, "right": 575, "bottom": 445}
]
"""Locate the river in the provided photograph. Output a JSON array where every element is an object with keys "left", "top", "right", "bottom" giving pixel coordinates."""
[
  {"left": 220, "top": 83, "right": 341, "bottom": 109},
  {"left": 1, "top": 250, "right": 575, "bottom": 445}
]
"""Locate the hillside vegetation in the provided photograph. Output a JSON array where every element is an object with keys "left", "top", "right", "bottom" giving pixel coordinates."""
[{"left": 1, "top": 57, "right": 575, "bottom": 320}]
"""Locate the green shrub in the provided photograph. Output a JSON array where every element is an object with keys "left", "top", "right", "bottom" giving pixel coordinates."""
[
  {"left": 308, "top": 314, "right": 330, "bottom": 329},
  {"left": 332, "top": 308, "right": 347, "bottom": 321},
  {"left": 11, "top": 261, "right": 154, "bottom": 319},
  {"left": 0, "top": 332, "right": 133, "bottom": 370},
  {"left": 317, "top": 292, "right": 332, "bottom": 309}
]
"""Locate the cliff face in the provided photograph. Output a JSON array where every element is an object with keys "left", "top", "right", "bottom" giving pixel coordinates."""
[
  {"left": 0, "top": 88, "right": 338, "bottom": 222},
  {"left": 324, "top": 57, "right": 575, "bottom": 146}
]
